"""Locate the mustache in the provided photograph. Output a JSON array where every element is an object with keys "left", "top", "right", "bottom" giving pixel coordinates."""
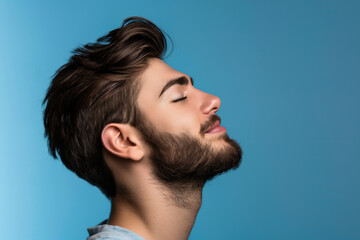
[{"left": 200, "top": 114, "right": 221, "bottom": 135}]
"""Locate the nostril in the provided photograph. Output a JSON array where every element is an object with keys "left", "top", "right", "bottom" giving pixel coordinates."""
[{"left": 199, "top": 91, "right": 221, "bottom": 114}]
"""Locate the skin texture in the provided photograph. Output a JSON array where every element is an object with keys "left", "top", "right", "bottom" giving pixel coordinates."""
[{"left": 101, "top": 58, "right": 242, "bottom": 240}]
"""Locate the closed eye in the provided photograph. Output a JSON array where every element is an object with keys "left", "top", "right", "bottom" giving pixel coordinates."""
[{"left": 172, "top": 96, "right": 187, "bottom": 103}]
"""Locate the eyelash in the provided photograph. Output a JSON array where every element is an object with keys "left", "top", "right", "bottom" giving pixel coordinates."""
[{"left": 172, "top": 96, "right": 187, "bottom": 103}]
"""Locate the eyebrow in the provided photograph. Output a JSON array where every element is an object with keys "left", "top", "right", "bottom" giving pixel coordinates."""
[{"left": 158, "top": 76, "right": 194, "bottom": 98}]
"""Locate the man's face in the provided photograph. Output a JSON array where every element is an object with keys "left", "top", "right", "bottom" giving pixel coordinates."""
[{"left": 135, "top": 58, "right": 242, "bottom": 187}]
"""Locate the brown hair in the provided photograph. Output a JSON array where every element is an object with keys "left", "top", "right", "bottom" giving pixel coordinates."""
[{"left": 42, "top": 17, "right": 168, "bottom": 198}]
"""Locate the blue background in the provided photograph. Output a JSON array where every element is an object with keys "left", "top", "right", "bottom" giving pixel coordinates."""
[{"left": 1, "top": 0, "right": 359, "bottom": 239}]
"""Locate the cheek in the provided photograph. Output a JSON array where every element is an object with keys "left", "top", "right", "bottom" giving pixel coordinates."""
[
  {"left": 150, "top": 106, "right": 200, "bottom": 134},
  {"left": 137, "top": 90, "right": 201, "bottom": 134}
]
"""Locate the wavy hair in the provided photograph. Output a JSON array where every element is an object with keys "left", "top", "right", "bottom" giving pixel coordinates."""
[{"left": 43, "top": 17, "right": 168, "bottom": 198}]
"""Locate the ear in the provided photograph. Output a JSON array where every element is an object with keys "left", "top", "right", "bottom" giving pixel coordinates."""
[{"left": 101, "top": 123, "right": 145, "bottom": 161}]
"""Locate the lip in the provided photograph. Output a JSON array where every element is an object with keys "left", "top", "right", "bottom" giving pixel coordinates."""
[{"left": 205, "top": 120, "right": 226, "bottom": 134}]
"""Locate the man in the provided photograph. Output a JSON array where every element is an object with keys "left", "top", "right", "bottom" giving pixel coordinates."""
[{"left": 43, "top": 16, "right": 242, "bottom": 240}]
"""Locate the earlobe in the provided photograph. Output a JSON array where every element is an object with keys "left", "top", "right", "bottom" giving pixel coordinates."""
[{"left": 101, "top": 123, "right": 144, "bottom": 161}]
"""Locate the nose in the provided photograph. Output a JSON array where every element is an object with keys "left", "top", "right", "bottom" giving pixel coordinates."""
[{"left": 199, "top": 90, "right": 221, "bottom": 115}]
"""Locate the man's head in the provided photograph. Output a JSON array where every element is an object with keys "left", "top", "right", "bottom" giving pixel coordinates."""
[{"left": 43, "top": 17, "right": 242, "bottom": 200}]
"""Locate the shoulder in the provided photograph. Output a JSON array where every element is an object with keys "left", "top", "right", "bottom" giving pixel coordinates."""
[{"left": 87, "top": 224, "right": 145, "bottom": 240}]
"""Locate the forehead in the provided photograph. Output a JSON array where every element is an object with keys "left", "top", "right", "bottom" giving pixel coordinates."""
[
  {"left": 137, "top": 58, "right": 185, "bottom": 100},
  {"left": 140, "top": 58, "right": 183, "bottom": 87}
]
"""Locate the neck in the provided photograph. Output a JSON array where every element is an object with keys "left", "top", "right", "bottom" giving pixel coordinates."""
[{"left": 108, "top": 180, "right": 203, "bottom": 240}]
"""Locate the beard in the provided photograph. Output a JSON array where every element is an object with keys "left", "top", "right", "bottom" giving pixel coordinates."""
[{"left": 134, "top": 110, "right": 243, "bottom": 191}]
